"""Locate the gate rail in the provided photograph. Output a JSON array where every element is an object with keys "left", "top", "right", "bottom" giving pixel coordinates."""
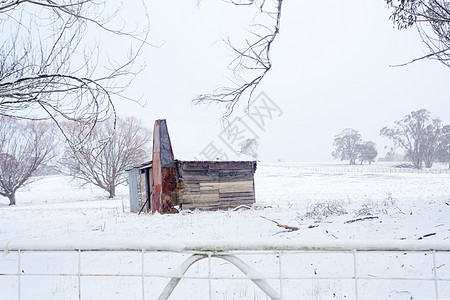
[{"left": 1, "top": 240, "right": 450, "bottom": 299}]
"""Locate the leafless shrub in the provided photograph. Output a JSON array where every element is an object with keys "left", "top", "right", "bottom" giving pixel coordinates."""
[
  {"left": 356, "top": 201, "right": 386, "bottom": 217},
  {"left": 355, "top": 193, "right": 402, "bottom": 217},
  {"left": 302, "top": 200, "right": 348, "bottom": 221},
  {"left": 383, "top": 193, "right": 397, "bottom": 207}
]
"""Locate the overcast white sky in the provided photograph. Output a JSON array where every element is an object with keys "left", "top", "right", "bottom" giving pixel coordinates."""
[{"left": 114, "top": 0, "right": 450, "bottom": 162}]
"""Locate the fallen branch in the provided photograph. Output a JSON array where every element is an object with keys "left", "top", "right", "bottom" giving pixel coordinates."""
[
  {"left": 392, "top": 205, "right": 406, "bottom": 215},
  {"left": 418, "top": 233, "right": 436, "bottom": 240},
  {"left": 260, "top": 216, "right": 299, "bottom": 232},
  {"left": 344, "top": 216, "right": 379, "bottom": 224},
  {"left": 325, "top": 230, "right": 338, "bottom": 239}
]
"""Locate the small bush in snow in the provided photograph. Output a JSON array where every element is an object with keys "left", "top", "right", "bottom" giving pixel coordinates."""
[
  {"left": 382, "top": 193, "right": 397, "bottom": 207},
  {"left": 356, "top": 200, "right": 385, "bottom": 216},
  {"left": 355, "top": 193, "right": 399, "bottom": 217},
  {"left": 302, "top": 200, "right": 348, "bottom": 221}
]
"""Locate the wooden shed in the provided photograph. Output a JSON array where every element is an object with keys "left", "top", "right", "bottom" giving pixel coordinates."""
[
  {"left": 128, "top": 119, "right": 257, "bottom": 213},
  {"left": 176, "top": 160, "right": 256, "bottom": 210}
]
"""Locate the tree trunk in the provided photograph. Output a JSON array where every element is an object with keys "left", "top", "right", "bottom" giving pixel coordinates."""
[
  {"left": 412, "top": 158, "right": 423, "bottom": 169},
  {"left": 424, "top": 156, "right": 433, "bottom": 168},
  {"left": 108, "top": 187, "right": 116, "bottom": 198},
  {"left": 8, "top": 194, "right": 16, "bottom": 205}
]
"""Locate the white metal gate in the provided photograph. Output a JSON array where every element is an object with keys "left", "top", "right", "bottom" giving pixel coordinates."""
[{"left": 1, "top": 240, "right": 449, "bottom": 299}]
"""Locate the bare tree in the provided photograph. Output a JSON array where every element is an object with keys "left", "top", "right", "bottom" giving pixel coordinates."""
[
  {"left": 0, "top": 117, "right": 56, "bottom": 205},
  {"left": 387, "top": 0, "right": 450, "bottom": 67},
  {"left": 356, "top": 141, "right": 378, "bottom": 165},
  {"left": 239, "top": 138, "right": 259, "bottom": 159},
  {"left": 0, "top": 1, "right": 149, "bottom": 143},
  {"left": 436, "top": 124, "right": 450, "bottom": 169},
  {"left": 383, "top": 147, "right": 406, "bottom": 162},
  {"left": 380, "top": 109, "right": 444, "bottom": 169},
  {"left": 194, "top": 0, "right": 283, "bottom": 116},
  {"left": 332, "top": 128, "right": 362, "bottom": 165},
  {"left": 422, "top": 117, "right": 444, "bottom": 167},
  {"left": 61, "top": 116, "right": 151, "bottom": 198}
]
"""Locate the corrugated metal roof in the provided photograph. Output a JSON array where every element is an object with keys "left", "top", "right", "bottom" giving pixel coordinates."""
[{"left": 126, "top": 161, "right": 152, "bottom": 171}]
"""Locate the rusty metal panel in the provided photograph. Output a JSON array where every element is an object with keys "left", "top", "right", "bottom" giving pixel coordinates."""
[
  {"left": 162, "top": 167, "right": 178, "bottom": 208},
  {"left": 160, "top": 120, "right": 176, "bottom": 168},
  {"left": 151, "top": 120, "right": 162, "bottom": 213},
  {"left": 151, "top": 152, "right": 161, "bottom": 213},
  {"left": 151, "top": 119, "right": 177, "bottom": 214}
]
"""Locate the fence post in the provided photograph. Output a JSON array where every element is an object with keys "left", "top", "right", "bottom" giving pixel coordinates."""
[
  {"left": 352, "top": 249, "right": 359, "bottom": 300},
  {"left": 278, "top": 251, "right": 283, "bottom": 299},
  {"left": 433, "top": 250, "right": 439, "bottom": 299},
  {"left": 17, "top": 250, "right": 21, "bottom": 300},
  {"left": 78, "top": 249, "right": 81, "bottom": 300},
  {"left": 208, "top": 252, "right": 212, "bottom": 300},
  {"left": 142, "top": 249, "right": 145, "bottom": 300}
]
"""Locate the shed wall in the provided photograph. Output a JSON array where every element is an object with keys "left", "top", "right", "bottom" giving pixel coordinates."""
[
  {"left": 177, "top": 161, "right": 256, "bottom": 210},
  {"left": 128, "top": 169, "right": 139, "bottom": 213}
]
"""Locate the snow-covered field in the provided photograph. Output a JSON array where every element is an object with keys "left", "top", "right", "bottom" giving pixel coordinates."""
[{"left": 1, "top": 162, "right": 449, "bottom": 299}]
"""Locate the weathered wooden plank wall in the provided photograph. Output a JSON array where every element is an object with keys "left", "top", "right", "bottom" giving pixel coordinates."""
[
  {"left": 137, "top": 170, "right": 149, "bottom": 213},
  {"left": 177, "top": 161, "right": 256, "bottom": 210}
]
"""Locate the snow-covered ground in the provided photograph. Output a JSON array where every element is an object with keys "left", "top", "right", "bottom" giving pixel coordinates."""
[
  {"left": 1, "top": 162, "right": 449, "bottom": 299},
  {"left": 2, "top": 162, "right": 448, "bottom": 242}
]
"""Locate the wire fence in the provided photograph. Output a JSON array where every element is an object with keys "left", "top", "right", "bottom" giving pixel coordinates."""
[
  {"left": 1, "top": 240, "right": 450, "bottom": 299},
  {"left": 261, "top": 162, "right": 450, "bottom": 175}
]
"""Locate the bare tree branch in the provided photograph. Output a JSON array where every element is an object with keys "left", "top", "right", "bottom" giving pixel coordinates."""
[
  {"left": 0, "top": 0, "right": 150, "bottom": 144},
  {"left": 193, "top": 0, "right": 283, "bottom": 116},
  {"left": 387, "top": 0, "right": 450, "bottom": 68}
]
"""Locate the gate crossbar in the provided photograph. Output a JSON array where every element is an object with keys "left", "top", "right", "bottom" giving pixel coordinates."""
[{"left": 1, "top": 240, "right": 450, "bottom": 300}]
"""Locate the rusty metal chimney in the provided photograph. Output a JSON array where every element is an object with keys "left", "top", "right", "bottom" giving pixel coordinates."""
[{"left": 151, "top": 119, "right": 177, "bottom": 213}]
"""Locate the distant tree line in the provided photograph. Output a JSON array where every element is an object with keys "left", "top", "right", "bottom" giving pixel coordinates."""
[{"left": 332, "top": 109, "right": 449, "bottom": 169}]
